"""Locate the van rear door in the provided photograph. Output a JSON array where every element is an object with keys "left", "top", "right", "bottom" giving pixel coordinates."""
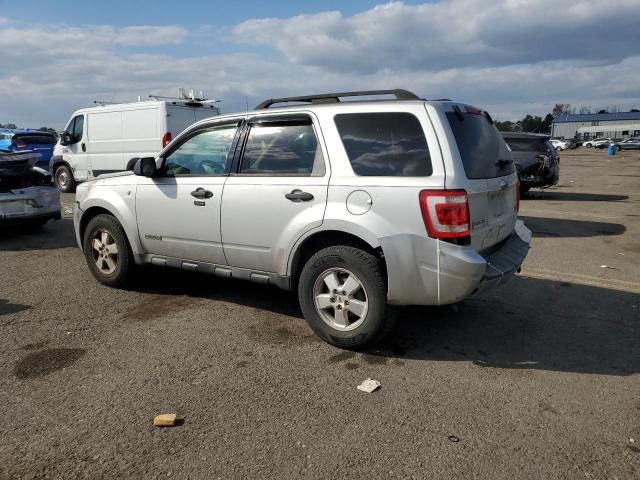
[
  {"left": 445, "top": 105, "right": 518, "bottom": 252},
  {"left": 166, "top": 104, "right": 220, "bottom": 143}
]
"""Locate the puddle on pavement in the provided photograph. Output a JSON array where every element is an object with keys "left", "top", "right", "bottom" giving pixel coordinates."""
[
  {"left": 20, "top": 341, "right": 49, "bottom": 351},
  {"left": 14, "top": 348, "right": 86, "bottom": 379},
  {"left": 122, "top": 295, "right": 197, "bottom": 321},
  {"left": 247, "top": 316, "right": 318, "bottom": 345},
  {"left": 621, "top": 243, "right": 640, "bottom": 254},
  {"left": 328, "top": 351, "right": 356, "bottom": 363}
]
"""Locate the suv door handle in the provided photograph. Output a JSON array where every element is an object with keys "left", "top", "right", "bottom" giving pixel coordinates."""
[
  {"left": 191, "top": 187, "right": 213, "bottom": 199},
  {"left": 285, "top": 189, "right": 314, "bottom": 202}
]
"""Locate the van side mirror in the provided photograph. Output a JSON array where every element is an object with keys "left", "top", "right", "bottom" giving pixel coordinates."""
[
  {"left": 59, "top": 132, "right": 72, "bottom": 146},
  {"left": 132, "top": 157, "right": 157, "bottom": 177}
]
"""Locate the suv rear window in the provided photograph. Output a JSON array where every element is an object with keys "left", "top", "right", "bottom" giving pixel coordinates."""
[
  {"left": 503, "top": 137, "right": 546, "bottom": 153},
  {"left": 446, "top": 110, "right": 514, "bottom": 179},
  {"left": 335, "top": 113, "right": 432, "bottom": 176},
  {"left": 13, "top": 134, "right": 57, "bottom": 146}
]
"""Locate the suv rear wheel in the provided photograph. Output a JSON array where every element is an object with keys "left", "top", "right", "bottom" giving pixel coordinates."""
[
  {"left": 298, "top": 245, "right": 395, "bottom": 349},
  {"left": 54, "top": 164, "right": 76, "bottom": 193},
  {"left": 83, "top": 214, "right": 133, "bottom": 287}
]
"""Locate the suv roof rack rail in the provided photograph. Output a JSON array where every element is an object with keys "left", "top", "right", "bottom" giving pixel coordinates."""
[{"left": 255, "top": 89, "right": 422, "bottom": 109}]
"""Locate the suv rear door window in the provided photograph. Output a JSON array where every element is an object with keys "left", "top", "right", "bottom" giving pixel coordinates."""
[
  {"left": 446, "top": 109, "right": 513, "bottom": 179},
  {"left": 334, "top": 112, "right": 432, "bottom": 176},
  {"left": 239, "top": 121, "right": 324, "bottom": 176}
]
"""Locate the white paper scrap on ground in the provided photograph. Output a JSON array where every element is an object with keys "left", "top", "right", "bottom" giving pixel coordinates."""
[{"left": 357, "top": 378, "right": 381, "bottom": 393}]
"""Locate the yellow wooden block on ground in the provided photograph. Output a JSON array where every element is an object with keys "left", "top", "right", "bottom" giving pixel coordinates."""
[{"left": 153, "top": 413, "right": 177, "bottom": 427}]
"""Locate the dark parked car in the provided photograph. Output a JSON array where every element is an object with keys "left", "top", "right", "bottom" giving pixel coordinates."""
[
  {"left": 595, "top": 138, "right": 623, "bottom": 149},
  {"left": 0, "top": 129, "right": 57, "bottom": 170},
  {"left": 0, "top": 150, "right": 61, "bottom": 227},
  {"left": 613, "top": 138, "right": 640, "bottom": 151},
  {"left": 502, "top": 132, "right": 559, "bottom": 193}
]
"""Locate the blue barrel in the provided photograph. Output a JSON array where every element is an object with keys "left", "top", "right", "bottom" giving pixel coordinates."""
[{"left": 608, "top": 144, "right": 616, "bottom": 155}]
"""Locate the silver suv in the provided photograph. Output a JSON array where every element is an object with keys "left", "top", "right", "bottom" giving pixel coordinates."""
[{"left": 73, "top": 89, "right": 530, "bottom": 348}]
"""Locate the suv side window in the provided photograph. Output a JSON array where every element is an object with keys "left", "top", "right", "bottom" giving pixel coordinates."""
[
  {"left": 162, "top": 124, "right": 238, "bottom": 176},
  {"left": 238, "top": 120, "right": 325, "bottom": 176},
  {"left": 334, "top": 112, "right": 432, "bottom": 176}
]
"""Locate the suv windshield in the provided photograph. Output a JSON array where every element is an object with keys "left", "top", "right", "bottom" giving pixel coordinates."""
[{"left": 446, "top": 110, "right": 513, "bottom": 179}]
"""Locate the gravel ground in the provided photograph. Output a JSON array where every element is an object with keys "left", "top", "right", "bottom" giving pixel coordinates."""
[{"left": 1, "top": 148, "right": 639, "bottom": 479}]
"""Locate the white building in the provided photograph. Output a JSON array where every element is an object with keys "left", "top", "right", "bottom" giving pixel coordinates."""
[{"left": 551, "top": 111, "right": 640, "bottom": 140}]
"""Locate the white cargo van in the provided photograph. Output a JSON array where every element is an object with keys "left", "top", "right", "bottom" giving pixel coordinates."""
[{"left": 51, "top": 99, "right": 219, "bottom": 192}]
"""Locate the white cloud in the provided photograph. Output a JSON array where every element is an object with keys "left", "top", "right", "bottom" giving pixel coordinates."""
[
  {"left": 232, "top": 0, "right": 640, "bottom": 73},
  {"left": 1, "top": 1, "right": 639, "bottom": 128},
  {"left": 0, "top": 23, "right": 186, "bottom": 58}
]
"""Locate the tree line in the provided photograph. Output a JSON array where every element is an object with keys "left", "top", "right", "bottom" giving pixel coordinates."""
[
  {"left": 495, "top": 103, "right": 571, "bottom": 133},
  {"left": 495, "top": 103, "right": 639, "bottom": 134},
  {"left": 0, "top": 123, "right": 58, "bottom": 137}
]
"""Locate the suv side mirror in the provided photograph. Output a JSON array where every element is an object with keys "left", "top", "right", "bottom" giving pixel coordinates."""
[
  {"left": 59, "top": 132, "right": 72, "bottom": 146},
  {"left": 132, "top": 157, "right": 157, "bottom": 177}
]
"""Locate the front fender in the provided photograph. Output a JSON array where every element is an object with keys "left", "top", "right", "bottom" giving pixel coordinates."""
[{"left": 78, "top": 185, "right": 142, "bottom": 255}]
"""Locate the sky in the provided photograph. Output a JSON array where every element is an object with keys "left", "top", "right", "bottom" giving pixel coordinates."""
[{"left": 1, "top": 0, "right": 639, "bottom": 129}]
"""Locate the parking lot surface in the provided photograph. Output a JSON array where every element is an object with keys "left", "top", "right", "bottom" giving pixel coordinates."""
[{"left": 1, "top": 148, "right": 639, "bottom": 479}]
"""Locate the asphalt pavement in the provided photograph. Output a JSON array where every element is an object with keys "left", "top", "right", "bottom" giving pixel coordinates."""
[{"left": 1, "top": 148, "right": 639, "bottom": 479}]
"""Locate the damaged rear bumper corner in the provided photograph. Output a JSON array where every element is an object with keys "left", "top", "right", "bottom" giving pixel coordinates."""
[
  {"left": 0, "top": 186, "right": 61, "bottom": 225},
  {"left": 472, "top": 220, "right": 531, "bottom": 296},
  {"left": 381, "top": 220, "right": 531, "bottom": 306}
]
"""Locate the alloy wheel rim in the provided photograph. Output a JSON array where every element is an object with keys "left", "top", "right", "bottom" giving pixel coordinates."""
[
  {"left": 91, "top": 228, "right": 119, "bottom": 275},
  {"left": 57, "top": 170, "right": 69, "bottom": 189},
  {"left": 313, "top": 267, "right": 368, "bottom": 331}
]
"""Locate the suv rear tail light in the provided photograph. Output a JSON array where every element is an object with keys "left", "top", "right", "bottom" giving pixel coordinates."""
[
  {"left": 419, "top": 190, "right": 470, "bottom": 240},
  {"left": 162, "top": 132, "right": 172, "bottom": 148}
]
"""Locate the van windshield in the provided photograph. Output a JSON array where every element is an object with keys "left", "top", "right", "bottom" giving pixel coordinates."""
[{"left": 446, "top": 110, "right": 514, "bottom": 179}]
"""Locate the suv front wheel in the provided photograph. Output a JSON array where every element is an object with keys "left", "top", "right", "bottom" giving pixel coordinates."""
[
  {"left": 83, "top": 214, "right": 134, "bottom": 287},
  {"left": 298, "top": 245, "right": 395, "bottom": 349}
]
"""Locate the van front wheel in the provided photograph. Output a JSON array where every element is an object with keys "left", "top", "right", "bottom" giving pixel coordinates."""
[{"left": 54, "top": 165, "right": 76, "bottom": 193}]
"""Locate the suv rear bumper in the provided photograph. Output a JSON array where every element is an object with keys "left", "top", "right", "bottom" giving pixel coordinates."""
[
  {"left": 0, "top": 186, "right": 61, "bottom": 224},
  {"left": 381, "top": 220, "right": 531, "bottom": 306}
]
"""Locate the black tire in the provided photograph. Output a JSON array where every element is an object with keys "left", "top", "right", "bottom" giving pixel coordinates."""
[
  {"left": 298, "top": 245, "right": 396, "bottom": 349},
  {"left": 82, "top": 214, "right": 134, "bottom": 288},
  {"left": 54, "top": 164, "right": 76, "bottom": 193},
  {"left": 555, "top": 146, "right": 562, "bottom": 152},
  {"left": 586, "top": 144, "right": 592, "bottom": 148}
]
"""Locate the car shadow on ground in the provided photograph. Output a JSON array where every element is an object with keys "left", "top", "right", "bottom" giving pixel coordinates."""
[
  {"left": 129, "top": 267, "right": 304, "bottom": 319},
  {"left": 0, "top": 219, "right": 77, "bottom": 251},
  {"left": 519, "top": 216, "right": 626, "bottom": 237},
  {"left": 372, "top": 276, "right": 640, "bottom": 376},
  {"left": 523, "top": 191, "right": 629, "bottom": 202},
  {"left": 0, "top": 299, "right": 31, "bottom": 317},
  {"left": 128, "top": 269, "right": 639, "bottom": 376}
]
